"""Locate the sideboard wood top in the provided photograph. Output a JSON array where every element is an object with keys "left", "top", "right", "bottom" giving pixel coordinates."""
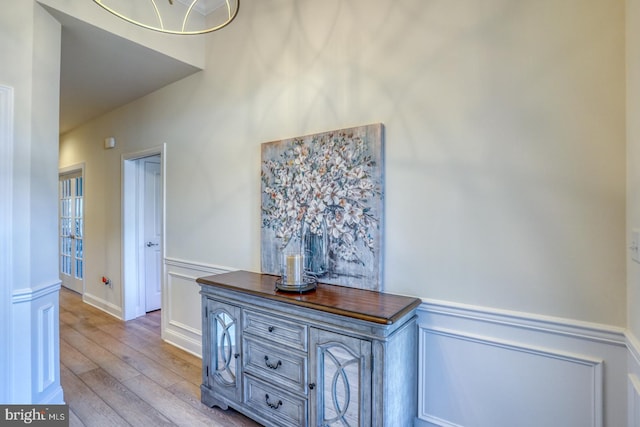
[{"left": 197, "top": 270, "right": 421, "bottom": 325}]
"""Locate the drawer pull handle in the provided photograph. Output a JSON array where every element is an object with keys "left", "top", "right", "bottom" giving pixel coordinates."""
[
  {"left": 264, "top": 355, "right": 282, "bottom": 370},
  {"left": 268, "top": 326, "right": 274, "bottom": 332},
  {"left": 265, "top": 394, "right": 282, "bottom": 409}
]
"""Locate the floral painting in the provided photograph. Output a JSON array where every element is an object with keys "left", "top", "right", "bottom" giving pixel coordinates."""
[{"left": 261, "top": 124, "right": 384, "bottom": 291}]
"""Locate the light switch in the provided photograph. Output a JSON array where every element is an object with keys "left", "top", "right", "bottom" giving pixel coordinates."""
[{"left": 632, "top": 230, "right": 640, "bottom": 264}]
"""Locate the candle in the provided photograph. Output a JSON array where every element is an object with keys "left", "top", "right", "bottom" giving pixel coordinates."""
[{"left": 286, "top": 254, "right": 303, "bottom": 285}]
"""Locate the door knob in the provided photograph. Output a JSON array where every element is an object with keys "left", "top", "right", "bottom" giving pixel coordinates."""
[{"left": 146, "top": 242, "right": 159, "bottom": 247}]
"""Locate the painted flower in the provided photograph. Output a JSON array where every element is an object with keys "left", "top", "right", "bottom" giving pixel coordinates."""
[{"left": 261, "top": 132, "right": 381, "bottom": 263}]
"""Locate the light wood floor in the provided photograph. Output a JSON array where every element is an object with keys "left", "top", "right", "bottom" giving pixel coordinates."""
[{"left": 59, "top": 287, "right": 261, "bottom": 427}]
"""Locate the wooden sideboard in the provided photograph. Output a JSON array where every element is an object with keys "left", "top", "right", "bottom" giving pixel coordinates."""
[{"left": 197, "top": 270, "right": 421, "bottom": 427}]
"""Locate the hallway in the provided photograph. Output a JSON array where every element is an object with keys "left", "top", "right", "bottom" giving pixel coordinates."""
[{"left": 59, "top": 287, "right": 259, "bottom": 427}]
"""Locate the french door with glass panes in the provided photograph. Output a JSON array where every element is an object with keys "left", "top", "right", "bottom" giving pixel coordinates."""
[{"left": 59, "top": 171, "right": 84, "bottom": 293}]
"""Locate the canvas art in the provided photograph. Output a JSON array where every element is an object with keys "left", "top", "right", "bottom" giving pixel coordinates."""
[{"left": 260, "top": 123, "right": 384, "bottom": 291}]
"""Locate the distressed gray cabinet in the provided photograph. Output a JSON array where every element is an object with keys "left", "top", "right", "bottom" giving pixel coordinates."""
[{"left": 198, "top": 271, "right": 421, "bottom": 427}]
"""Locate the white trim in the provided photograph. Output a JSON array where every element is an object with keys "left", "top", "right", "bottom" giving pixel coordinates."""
[
  {"left": 164, "top": 257, "right": 236, "bottom": 275},
  {"left": 37, "top": 303, "right": 56, "bottom": 392},
  {"left": 161, "top": 259, "right": 235, "bottom": 357},
  {"left": 628, "top": 331, "right": 640, "bottom": 368},
  {"left": 423, "top": 326, "right": 604, "bottom": 366},
  {"left": 122, "top": 145, "right": 166, "bottom": 321},
  {"left": 168, "top": 319, "right": 201, "bottom": 337},
  {"left": 58, "top": 163, "right": 86, "bottom": 295},
  {"left": 163, "top": 328, "right": 201, "bottom": 358},
  {"left": 421, "top": 298, "right": 626, "bottom": 347},
  {"left": 418, "top": 325, "right": 604, "bottom": 427},
  {"left": 12, "top": 280, "right": 62, "bottom": 304},
  {"left": 0, "top": 84, "right": 14, "bottom": 403},
  {"left": 82, "top": 292, "right": 124, "bottom": 320},
  {"left": 417, "top": 300, "right": 625, "bottom": 427},
  {"left": 59, "top": 162, "right": 85, "bottom": 177},
  {"left": 629, "top": 374, "right": 640, "bottom": 427},
  {"left": 416, "top": 414, "right": 464, "bottom": 427}
]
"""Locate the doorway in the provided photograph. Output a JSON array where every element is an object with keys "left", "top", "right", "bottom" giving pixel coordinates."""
[
  {"left": 122, "top": 146, "right": 165, "bottom": 321},
  {"left": 59, "top": 166, "right": 85, "bottom": 294}
]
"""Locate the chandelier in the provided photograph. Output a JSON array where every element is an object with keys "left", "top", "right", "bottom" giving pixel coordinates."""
[{"left": 93, "top": 0, "right": 240, "bottom": 35}]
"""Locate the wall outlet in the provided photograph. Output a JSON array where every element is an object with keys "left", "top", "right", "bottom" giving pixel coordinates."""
[
  {"left": 101, "top": 276, "right": 112, "bottom": 287},
  {"left": 632, "top": 230, "right": 640, "bottom": 264}
]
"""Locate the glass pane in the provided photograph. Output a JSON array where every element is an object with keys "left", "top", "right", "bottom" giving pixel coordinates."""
[
  {"left": 75, "top": 197, "right": 82, "bottom": 217},
  {"left": 75, "top": 219, "right": 82, "bottom": 237},
  {"left": 61, "top": 237, "right": 71, "bottom": 256},
  {"left": 75, "top": 239, "right": 83, "bottom": 258},
  {"left": 322, "top": 345, "right": 360, "bottom": 426},
  {"left": 75, "top": 259, "right": 83, "bottom": 279},
  {"left": 215, "top": 312, "right": 237, "bottom": 385},
  {"left": 76, "top": 177, "right": 83, "bottom": 197},
  {"left": 60, "top": 255, "right": 70, "bottom": 275},
  {"left": 60, "top": 199, "right": 68, "bottom": 217}
]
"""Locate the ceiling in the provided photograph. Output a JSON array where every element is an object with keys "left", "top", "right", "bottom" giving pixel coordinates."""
[{"left": 46, "top": 8, "right": 202, "bottom": 134}]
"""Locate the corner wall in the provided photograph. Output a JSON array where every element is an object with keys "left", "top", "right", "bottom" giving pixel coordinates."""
[
  {"left": 628, "top": 0, "right": 640, "bottom": 425},
  {"left": 1, "top": 2, "right": 63, "bottom": 403}
]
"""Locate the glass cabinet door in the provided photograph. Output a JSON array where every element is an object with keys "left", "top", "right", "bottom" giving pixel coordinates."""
[
  {"left": 207, "top": 299, "right": 241, "bottom": 404},
  {"left": 310, "top": 329, "right": 372, "bottom": 426}
]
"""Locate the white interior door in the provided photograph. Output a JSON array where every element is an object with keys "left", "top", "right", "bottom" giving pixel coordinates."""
[
  {"left": 143, "top": 156, "right": 161, "bottom": 312},
  {"left": 59, "top": 171, "right": 84, "bottom": 294}
]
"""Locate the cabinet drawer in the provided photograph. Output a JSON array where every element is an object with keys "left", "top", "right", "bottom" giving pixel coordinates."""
[
  {"left": 243, "top": 309, "right": 308, "bottom": 351},
  {"left": 244, "top": 376, "right": 308, "bottom": 427},
  {"left": 243, "top": 336, "right": 307, "bottom": 393}
]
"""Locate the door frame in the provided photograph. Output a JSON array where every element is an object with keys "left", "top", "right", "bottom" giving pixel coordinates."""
[
  {"left": 58, "top": 163, "right": 86, "bottom": 294},
  {"left": 122, "top": 145, "right": 166, "bottom": 321}
]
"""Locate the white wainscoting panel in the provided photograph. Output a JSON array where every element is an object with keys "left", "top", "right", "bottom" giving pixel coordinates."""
[
  {"left": 10, "top": 281, "right": 64, "bottom": 404},
  {"left": 163, "top": 258, "right": 234, "bottom": 357},
  {"left": 629, "top": 374, "right": 640, "bottom": 427},
  {"left": 37, "top": 303, "right": 56, "bottom": 392},
  {"left": 418, "top": 300, "right": 627, "bottom": 427},
  {"left": 628, "top": 333, "right": 640, "bottom": 427}
]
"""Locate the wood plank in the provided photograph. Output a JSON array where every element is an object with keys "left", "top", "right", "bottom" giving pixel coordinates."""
[
  {"left": 60, "top": 364, "right": 130, "bottom": 427},
  {"left": 59, "top": 339, "right": 98, "bottom": 375},
  {"left": 61, "top": 327, "right": 140, "bottom": 382},
  {"left": 131, "top": 311, "right": 161, "bottom": 334},
  {"left": 97, "top": 322, "right": 201, "bottom": 385},
  {"left": 68, "top": 409, "right": 85, "bottom": 427},
  {"left": 59, "top": 287, "right": 258, "bottom": 427},
  {"left": 79, "top": 368, "right": 174, "bottom": 426},
  {"left": 121, "top": 374, "right": 226, "bottom": 427},
  {"left": 73, "top": 325, "right": 183, "bottom": 388},
  {"left": 167, "top": 380, "right": 261, "bottom": 427}
]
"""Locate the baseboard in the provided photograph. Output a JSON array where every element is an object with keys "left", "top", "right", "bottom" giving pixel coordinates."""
[
  {"left": 38, "top": 385, "right": 65, "bottom": 405},
  {"left": 82, "top": 292, "right": 123, "bottom": 320},
  {"left": 163, "top": 327, "right": 201, "bottom": 358},
  {"left": 162, "top": 258, "right": 236, "bottom": 357}
]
